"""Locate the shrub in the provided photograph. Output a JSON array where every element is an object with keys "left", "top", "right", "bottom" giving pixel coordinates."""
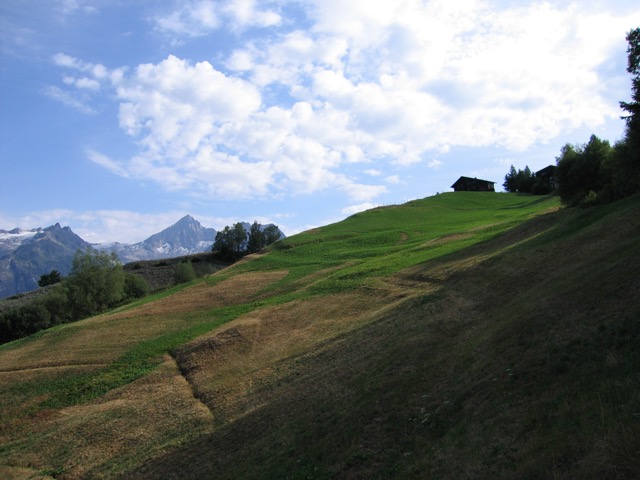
[
  {"left": 174, "top": 261, "right": 196, "bottom": 284},
  {"left": 66, "top": 249, "right": 125, "bottom": 319},
  {"left": 124, "top": 273, "right": 150, "bottom": 299},
  {"left": 38, "top": 270, "right": 62, "bottom": 287}
]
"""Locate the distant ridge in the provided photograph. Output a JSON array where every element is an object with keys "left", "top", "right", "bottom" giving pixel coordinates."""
[
  {"left": 0, "top": 216, "right": 286, "bottom": 298},
  {"left": 96, "top": 215, "right": 218, "bottom": 263},
  {"left": 0, "top": 223, "right": 92, "bottom": 298}
]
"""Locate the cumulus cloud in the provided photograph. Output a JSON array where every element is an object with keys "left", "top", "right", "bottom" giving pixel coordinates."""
[
  {"left": 153, "top": 0, "right": 281, "bottom": 38},
  {"left": 51, "top": 1, "right": 640, "bottom": 205},
  {"left": 48, "top": 53, "right": 124, "bottom": 111}
]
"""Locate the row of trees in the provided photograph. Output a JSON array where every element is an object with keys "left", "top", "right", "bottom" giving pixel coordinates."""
[
  {"left": 504, "top": 28, "right": 639, "bottom": 206},
  {"left": 0, "top": 250, "right": 150, "bottom": 344},
  {"left": 556, "top": 29, "right": 639, "bottom": 206},
  {"left": 503, "top": 165, "right": 553, "bottom": 194},
  {"left": 212, "top": 221, "right": 281, "bottom": 261}
]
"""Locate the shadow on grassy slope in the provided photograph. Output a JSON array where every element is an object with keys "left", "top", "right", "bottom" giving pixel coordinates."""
[{"left": 123, "top": 196, "right": 640, "bottom": 480}]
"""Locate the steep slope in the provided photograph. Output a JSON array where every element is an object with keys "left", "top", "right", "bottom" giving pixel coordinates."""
[
  {"left": 2, "top": 193, "right": 638, "bottom": 479},
  {"left": 0, "top": 224, "right": 93, "bottom": 298},
  {"left": 124, "top": 196, "right": 640, "bottom": 480}
]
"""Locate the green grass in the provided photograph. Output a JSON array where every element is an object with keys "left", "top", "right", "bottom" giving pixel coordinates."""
[
  {"left": 20, "top": 191, "right": 640, "bottom": 479},
  {"left": 233, "top": 193, "right": 559, "bottom": 294},
  {"left": 119, "top": 193, "right": 640, "bottom": 480}
]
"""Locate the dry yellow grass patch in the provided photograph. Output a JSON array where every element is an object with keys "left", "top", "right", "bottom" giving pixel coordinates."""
[
  {"left": 0, "top": 466, "right": 54, "bottom": 480},
  {"left": 396, "top": 232, "right": 409, "bottom": 244},
  {"left": 0, "top": 314, "right": 178, "bottom": 371},
  {"left": 174, "top": 288, "right": 409, "bottom": 423},
  {"left": 0, "top": 271, "right": 289, "bottom": 372},
  {"left": 2, "top": 355, "right": 213, "bottom": 480},
  {"left": 111, "top": 270, "right": 289, "bottom": 318}
]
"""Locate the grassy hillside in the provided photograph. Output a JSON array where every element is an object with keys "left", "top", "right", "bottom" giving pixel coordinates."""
[{"left": 1, "top": 192, "right": 639, "bottom": 479}]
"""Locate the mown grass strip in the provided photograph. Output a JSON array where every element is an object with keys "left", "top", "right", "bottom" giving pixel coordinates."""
[{"left": 38, "top": 303, "right": 257, "bottom": 409}]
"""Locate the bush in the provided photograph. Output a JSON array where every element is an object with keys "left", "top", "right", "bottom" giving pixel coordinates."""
[
  {"left": 174, "top": 261, "right": 196, "bottom": 284},
  {"left": 65, "top": 249, "right": 125, "bottom": 319},
  {"left": 555, "top": 135, "right": 612, "bottom": 206},
  {"left": 124, "top": 273, "right": 150, "bottom": 299},
  {"left": 38, "top": 270, "right": 62, "bottom": 287},
  {"left": 0, "top": 302, "right": 51, "bottom": 343}
]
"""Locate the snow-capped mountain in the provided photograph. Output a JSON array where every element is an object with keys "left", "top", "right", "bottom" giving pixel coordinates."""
[
  {"left": 0, "top": 224, "right": 93, "bottom": 299},
  {"left": 0, "top": 228, "right": 43, "bottom": 257},
  {"left": 0, "top": 215, "right": 286, "bottom": 299},
  {"left": 94, "top": 215, "right": 217, "bottom": 263}
]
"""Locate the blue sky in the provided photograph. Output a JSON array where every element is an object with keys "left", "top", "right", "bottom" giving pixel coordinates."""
[{"left": 1, "top": 0, "right": 638, "bottom": 243}]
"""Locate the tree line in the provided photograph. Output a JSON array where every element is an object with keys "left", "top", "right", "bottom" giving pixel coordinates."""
[
  {"left": 0, "top": 250, "right": 150, "bottom": 344},
  {"left": 504, "top": 28, "right": 639, "bottom": 206},
  {"left": 212, "top": 220, "right": 281, "bottom": 261}
]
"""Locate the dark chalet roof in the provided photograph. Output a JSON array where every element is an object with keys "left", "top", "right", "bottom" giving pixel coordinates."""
[
  {"left": 536, "top": 165, "right": 556, "bottom": 178},
  {"left": 451, "top": 176, "right": 496, "bottom": 192}
]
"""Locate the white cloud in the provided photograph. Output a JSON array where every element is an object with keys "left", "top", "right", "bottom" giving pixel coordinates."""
[
  {"left": 60, "top": 0, "right": 98, "bottom": 15},
  {"left": 52, "top": 53, "right": 108, "bottom": 78},
  {"left": 117, "top": 55, "right": 260, "bottom": 151},
  {"left": 154, "top": 0, "right": 281, "bottom": 38},
  {"left": 49, "top": 53, "right": 118, "bottom": 110},
  {"left": 86, "top": 149, "right": 129, "bottom": 178},
  {"left": 385, "top": 175, "right": 401, "bottom": 185},
  {"left": 342, "top": 202, "right": 379, "bottom": 216},
  {"left": 52, "top": 1, "right": 640, "bottom": 208},
  {"left": 222, "top": 0, "right": 281, "bottom": 28},
  {"left": 65, "top": 76, "right": 100, "bottom": 90},
  {"left": 44, "top": 85, "right": 95, "bottom": 113},
  {"left": 154, "top": 1, "right": 219, "bottom": 38}
]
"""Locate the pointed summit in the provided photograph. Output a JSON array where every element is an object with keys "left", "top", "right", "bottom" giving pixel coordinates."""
[
  {"left": 173, "top": 215, "right": 201, "bottom": 230},
  {"left": 137, "top": 216, "right": 217, "bottom": 258}
]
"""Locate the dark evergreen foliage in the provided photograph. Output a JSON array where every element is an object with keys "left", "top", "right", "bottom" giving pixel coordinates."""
[
  {"left": 213, "top": 221, "right": 281, "bottom": 260},
  {"left": 555, "top": 135, "right": 612, "bottom": 206},
  {"left": 247, "top": 221, "right": 265, "bottom": 253},
  {"left": 38, "top": 270, "right": 62, "bottom": 287},
  {"left": 553, "top": 28, "right": 640, "bottom": 206},
  {"left": 503, "top": 165, "right": 536, "bottom": 193}
]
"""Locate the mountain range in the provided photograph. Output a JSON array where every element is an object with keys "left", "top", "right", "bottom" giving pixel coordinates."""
[
  {"left": 0, "top": 215, "right": 283, "bottom": 299},
  {"left": 93, "top": 215, "right": 218, "bottom": 264}
]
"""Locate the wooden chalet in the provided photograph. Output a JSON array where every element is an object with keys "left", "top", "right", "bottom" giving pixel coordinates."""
[
  {"left": 451, "top": 176, "right": 496, "bottom": 192},
  {"left": 535, "top": 165, "right": 557, "bottom": 190}
]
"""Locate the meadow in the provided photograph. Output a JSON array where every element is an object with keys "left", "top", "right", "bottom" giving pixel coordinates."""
[{"left": 2, "top": 192, "right": 639, "bottom": 479}]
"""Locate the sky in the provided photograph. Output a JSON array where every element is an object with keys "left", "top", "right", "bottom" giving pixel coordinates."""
[{"left": 1, "top": 0, "right": 639, "bottom": 244}]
